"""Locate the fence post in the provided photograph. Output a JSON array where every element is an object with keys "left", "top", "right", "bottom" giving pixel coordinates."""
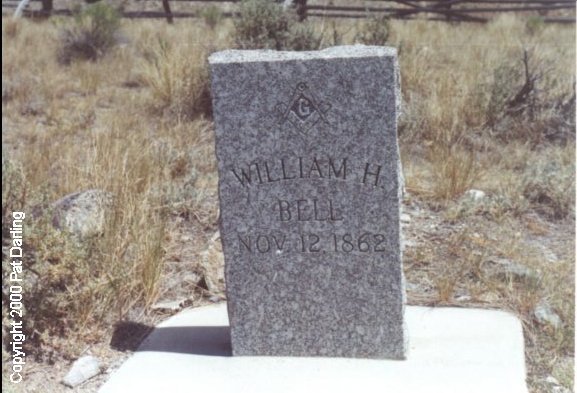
[{"left": 162, "top": 0, "right": 173, "bottom": 24}]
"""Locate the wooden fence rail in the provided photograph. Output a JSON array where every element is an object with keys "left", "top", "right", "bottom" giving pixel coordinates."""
[{"left": 3, "top": 0, "right": 575, "bottom": 24}]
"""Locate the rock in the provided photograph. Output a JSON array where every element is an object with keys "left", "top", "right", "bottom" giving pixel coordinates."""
[
  {"left": 552, "top": 386, "right": 572, "bottom": 393},
  {"left": 62, "top": 355, "right": 101, "bottom": 388},
  {"left": 486, "top": 257, "right": 539, "bottom": 283},
  {"left": 209, "top": 230, "right": 221, "bottom": 244},
  {"left": 545, "top": 376, "right": 560, "bottom": 385},
  {"left": 462, "top": 189, "right": 486, "bottom": 203},
  {"left": 403, "top": 239, "right": 416, "bottom": 248},
  {"left": 209, "top": 295, "right": 225, "bottom": 303},
  {"left": 51, "top": 189, "right": 113, "bottom": 238},
  {"left": 479, "top": 292, "right": 500, "bottom": 303},
  {"left": 536, "top": 243, "right": 559, "bottom": 264},
  {"left": 181, "top": 272, "right": 202, "bottom": 285},
  {"left": 199, "top": 242, "right": 225, "bottom": 294},
  {"left": 180, "top": 234, "right": 192, "bottom": 242},
  {"left": 400, "top": 213, "right": 411, "bottom": 223},
  {"left": 151, "top": 300, "right": 184, "bottom": 313},
  {"left": 534, "top": 301, "right": 562, "bottom": 329},
  {"left": 544, "top": 376, "right": 573, "bottom": 393}
]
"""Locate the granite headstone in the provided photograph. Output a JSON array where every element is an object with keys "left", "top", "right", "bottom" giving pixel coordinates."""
[{"left": 208, "top": 45, "right": 407, "bottom": 359}]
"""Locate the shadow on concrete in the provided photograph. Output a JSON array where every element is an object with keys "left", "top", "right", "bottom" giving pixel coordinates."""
[
  {"left": 137, "top": 326, "right": 232, "bottom": 357},
  {"left": 110, "top": 321, "right": 155, "bottom": 352}
]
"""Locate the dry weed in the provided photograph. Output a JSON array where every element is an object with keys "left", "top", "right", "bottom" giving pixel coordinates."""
[{"left": 139, "top": 37, "right": 211, "bottom": 120}]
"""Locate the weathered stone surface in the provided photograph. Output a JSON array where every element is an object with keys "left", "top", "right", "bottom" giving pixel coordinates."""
[
  {"left": 209, "top": 45, "right": 406, "bottom": 359},
  {"left": 151, "top": 300, "right": 185, "bottom": 313},
  {"left": 463, "top": 189, "right": 486, "bottom": 202},
  {"left": 51, "top": 189, "right": 113, "bottom": 238},
  {"left": 62, "top": 355, "right": 101, "bottom": 387},
  {"left": 534, "top": 301, "right": 562, "bottom": 329},
  {"left": 485, "top": 257, "right": 539, "bottom": 283}
]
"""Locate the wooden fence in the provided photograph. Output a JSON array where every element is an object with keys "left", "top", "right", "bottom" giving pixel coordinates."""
[{"left": 3, "top": 0, "right": 575, "bottom": 24}]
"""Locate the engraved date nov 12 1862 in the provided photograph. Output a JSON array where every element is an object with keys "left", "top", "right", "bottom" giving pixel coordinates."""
[{"left": 237, "top": 232, "right": 388, "bottom": 254}]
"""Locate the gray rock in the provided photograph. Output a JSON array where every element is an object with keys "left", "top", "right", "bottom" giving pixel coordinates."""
[
  {"left": 545, "top": 376, "right": 560, "bottom": 385},
  {"left": 455, "top": 294, "right": 472, "bottom": 302},
  {"left": 534, "top": 301, "right": 562, "bottom": 329},
  {"left": 62, "top": 355, "right": 100, "bottom": 387},
  {"left": 200, "top": 241, "right": 225, "bottom": 294},
  {"left": 209, "top": 46, "right": 406, "bottom": 359},
  {"left": 463, "top": 189, "right": 486, "bottom": 202},
  {"left": 51, "top": 189, "right": 113, "bottom": 238},
  {"left": 403, "top": 239, "right": 416, "bottom": 248},
  {"left": 544, "top": 376, "right": 572, "bottom": 393},
  {"left": 405, "top": 282, "right": 422, "bottom": 292},
  {"left": 486, "top": 257, "right": 539, "bottom": 283},
  {"left": 536, "top": 243, "right": 559, "bottom": 264},
  {"left": 151, "top": 300, "right": 184, "bottom": 312},
  {"left": 551, "top": 387, "right": 572, "bottom": 393},
  {"left": 209, "top": 295, "right": 225, "bottom": 303}
]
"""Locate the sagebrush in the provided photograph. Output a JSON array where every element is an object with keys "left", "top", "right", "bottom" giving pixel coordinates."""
[{"left": 57, "top": 2, "right": 121, "bottom": 64}]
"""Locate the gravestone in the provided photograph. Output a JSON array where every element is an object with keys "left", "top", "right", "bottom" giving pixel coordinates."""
[{"left": 208, "top": 45, "right": 406, "bottom": 359}]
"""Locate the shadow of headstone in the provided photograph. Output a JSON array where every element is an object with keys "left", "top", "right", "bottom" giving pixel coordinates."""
[
  {"left": 110, "top": 321, "right": 154, "bottom": 352},
  {"left": 137, "top": 326, "right": 232, "bottom": 357}
]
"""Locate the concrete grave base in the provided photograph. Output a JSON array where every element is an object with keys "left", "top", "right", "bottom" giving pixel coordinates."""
[{"left": 99, "top": 304, "right": 528, "bottom": 393}]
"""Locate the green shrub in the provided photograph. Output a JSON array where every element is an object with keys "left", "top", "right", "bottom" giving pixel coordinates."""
[
  {"left": 355, "top": 15, "right": 390, "bottom": 46},
  {"left": 57, "top": 2, "right": 121, "bottom": 64},
  {"left": 521, "top": 156, "right": 575, "bottom": 220},
  {"left": 286, "top": 23, "right": 322, "bottom": 51},
  {"left": 234, "top": 0, "right": 320, "bottom": 51},
  {"left": 234, "top": 0, "right": 290, "bottom": 50},
  {"left": 484, "top": 50, "right": 575, "bottom": 144},
  {"left": 525, "top": 15, "right": 545, "bottom": 36},
  {"left": 485, "top": 60, "right": 523, "bottom": 128}
]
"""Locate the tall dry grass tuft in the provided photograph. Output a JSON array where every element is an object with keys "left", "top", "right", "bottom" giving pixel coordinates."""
[
  {"left": 140, "top": 37, "right": 212, "bottom": 120},
  {"left": 429, "top": 144, "right": 482, "bottom": 202}
]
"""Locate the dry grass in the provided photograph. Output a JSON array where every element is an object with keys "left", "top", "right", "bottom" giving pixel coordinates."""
[
  {"left": 137, "top": 27, "right": 215, "bottom": 120},
  {"left": 1, "top": 14, "right": 575, "bottom": 393},
  {"left": 2, "top": 18, "right": 219, "bottom": 360}
]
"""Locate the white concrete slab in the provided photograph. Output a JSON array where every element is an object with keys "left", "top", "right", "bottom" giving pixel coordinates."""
[{"left": 99, "top": 304, "right": 528, "bottom": 393}]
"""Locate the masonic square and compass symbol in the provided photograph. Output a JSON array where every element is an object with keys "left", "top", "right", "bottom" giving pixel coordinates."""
[{"left": 275, "top": 82, "right": 331, "bottom": 136}]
